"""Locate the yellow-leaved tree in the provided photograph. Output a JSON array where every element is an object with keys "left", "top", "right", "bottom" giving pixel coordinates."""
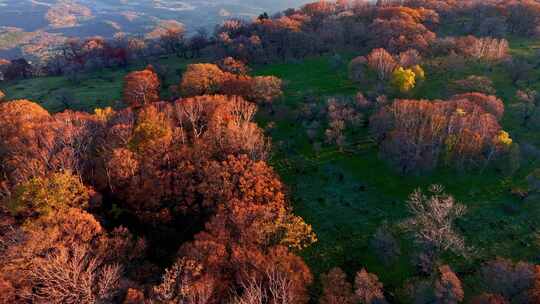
[{"left": 391, "top": 67, "right": 417, "bottom": 93}]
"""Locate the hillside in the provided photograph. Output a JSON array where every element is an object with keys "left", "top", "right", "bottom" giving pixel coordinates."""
[
  {"left": 0, "top": 0, "right": 313, "bottom": 61},
  {"left": 3, "top": 1, "right": 540, "bottom": 303}
]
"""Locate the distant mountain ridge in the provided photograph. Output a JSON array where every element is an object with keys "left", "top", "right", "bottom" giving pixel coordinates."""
[{"left": 0, "top": 0, "right": 313, "bottom": 60}]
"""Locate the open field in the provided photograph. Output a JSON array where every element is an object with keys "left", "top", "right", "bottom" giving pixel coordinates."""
[
  {"left": 0, "top": 55, "right": 194, "bottom": 112},
  {"left": 255, "top": 53, "right": 540, "bottom": 298}
]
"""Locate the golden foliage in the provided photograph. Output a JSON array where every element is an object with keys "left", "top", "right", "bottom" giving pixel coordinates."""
[
  {"left": 391, "top": 67, "right": 417, "bottom": 93},
  {"left": 279, "top": 214, "right": 317, "bottom": 251},
  {"left": 9, "top": 171, "right": 90, "bottom": 219},
  {"left": 496, "top": 130, "right": 513, "bottom": 147},
  {"left": 128, "top": 106, "right": 172, "bottom": 153},
  {"left": 411, "top": 64, "right": 425, "bottom": 81},
  {"left": 94, "top": 107, "right": 115, "bottom": 122},
  {"left": 180, "top": 64, "right": 229, "bottom": 97}
]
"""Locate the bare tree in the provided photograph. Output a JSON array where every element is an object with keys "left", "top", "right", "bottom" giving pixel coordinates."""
[
  {"left": 152, "top": 257, "right": 213, "bottom": 304},
  {"left": 27, "top": 244, "right": 121, "bottom": 304},
  {"left": 367, "top": 48, "right": 398, "bottom": 81},
  {"left": 466, "top": 37, "right": 509, "bottom": 61},
  {"left": 266, "top": 267, "right": 295, "bottom": 304},
  {"left": 231, "top": 276, "right": 266, "bottom": 304},
  {"left": 400, "top": 185, "right": 468, "bottom": 256},
  {"left": 398, "top": 49, "right": 422, "bottom": 68},
  {"left": 181, "top": 98, "right": 206, "bottom": 141}
]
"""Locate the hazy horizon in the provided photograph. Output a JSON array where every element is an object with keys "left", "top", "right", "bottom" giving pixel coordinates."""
[{"left": 0, "top": 0, "right": 313, "bottom": 60}]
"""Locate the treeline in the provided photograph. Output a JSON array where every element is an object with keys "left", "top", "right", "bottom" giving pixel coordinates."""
[
  {"left": 2, "top": 0, "right": 540, "bottom": 82},
  {"left": 0, "top": 27, "right": 211, "bottom": 82},
  {"left": 212, "top": 0, "right": 537, "bottom": 63}
]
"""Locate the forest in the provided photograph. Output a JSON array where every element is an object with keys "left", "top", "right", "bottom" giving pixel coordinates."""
[{"left": 3, "top": 0, "right": 540, "bottom": 303}]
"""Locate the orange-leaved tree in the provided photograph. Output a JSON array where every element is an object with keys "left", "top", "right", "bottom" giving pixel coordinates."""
[{"left": 123, "top": 65, "right": 160, "bottom": 108}]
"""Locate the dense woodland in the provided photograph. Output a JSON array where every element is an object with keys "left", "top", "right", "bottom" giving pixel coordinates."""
[{"left": 4, "top": 0, "right": 540, "bottom": 303}]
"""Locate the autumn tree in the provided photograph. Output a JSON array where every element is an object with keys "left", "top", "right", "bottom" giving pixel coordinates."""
[
  {"left": 452, "top": 92, "right": 505, "bottom": 120},
  {"left": 367, "top": 48, "right": 397, "bottom": 81},
  {"left": 189, "top": 28, "right": 209, "bottom": 58},
  {"left": 354, "top": 268, "right": 387, "bottom": 304},
  {"left": 410, "top": 65, "right": 425, "bottom": 82},
  {"left": 0, "top": 90, "right": 5, "bottom": 101},
  {"left": 9, "top": 171, "right": 90, "bottom": 220},
  {"left": 457, "top": 36, "right": 509, "bottom": 61},
  {"left": 123, "top": 65, "right": 161, "bottom": 108},
  {"left": 179, "top": 63, "right": 283, "bottom": 105},
  {"left": 0, "top": 100, "right": 99, "bottom": 191},
  {"left": 504, "top": 0, "right": 540, "bottom": 36},
  {"left": 515, "top": 89, "right": 538, "bottom": 127},
  {"left": 391, "top": 67, "right": 416, "bottom": 93},
  {"left": 180, "top": 63, "right": 230, "bottom": 97},
  {"left": 247, "top": 76, "right": 283, "bottom": 105},
  {"left": 220, "top": 75, "right": 255, "bottom": 101},
  {"left": 152, "top": 257, "right": 213, "bottom": 303},
  {"left": 398, "top": 49, "right": 422, "bottom": 68},
  {"left": 165, "top": 153, "right": 315, "bottom": 302},
  {"left": 127, "top": 105, "right": 173, "bottom": 153},
  {"left": 370, "top": 94, "right": 508, "bottom": 172},
  {"left": 101, "top": 97, "right": 273, "bottom": 223},
  {"left": 3, "top": 58, "right": 32, "bottom": 80},
  {"left": 408, "top": 264, "right": 464, "bottom": 304},
  {"left": 167, "top": 198, "right": 315, "bottom": 303},
  {"left": 218, "top": 57, "right": 250, "bottom": 75},
  {"left": 197, "top": 154, "right": 287, "bottom": 211},
  {"left": 435, "top": 265, "right": 464, "bottom": 303},
  {"left": 505, "top": 59, "right": 533, "bottom": 86},
  {"left": 0, "top": 208, "right": 144, "bottom": 303},
  {"left": 0, "top": 58, "right": 9, "bottom": 81},
  {"left": 324, "top": 97, "right": 364, "bottom": 148},
  {"left": 102, "top": 105, "right": 180, "bottom": 223},
  {"left": 320, "top": 268, "right": 355, "bottom": 304},
  {"left": 450, "top": 76, "right": 496, "bottom": 95},
  {"left": 123, "top": 288, "right": 146, "bottom": 304},
  {"left": 479, "top": 258, "right": 535, "bottom": 302},
  {"left": 369, "top": 6, "right": 438, "bottom": 53},
  {"left": 49, "top": 37, "right": 131, "bottom": 74}
]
